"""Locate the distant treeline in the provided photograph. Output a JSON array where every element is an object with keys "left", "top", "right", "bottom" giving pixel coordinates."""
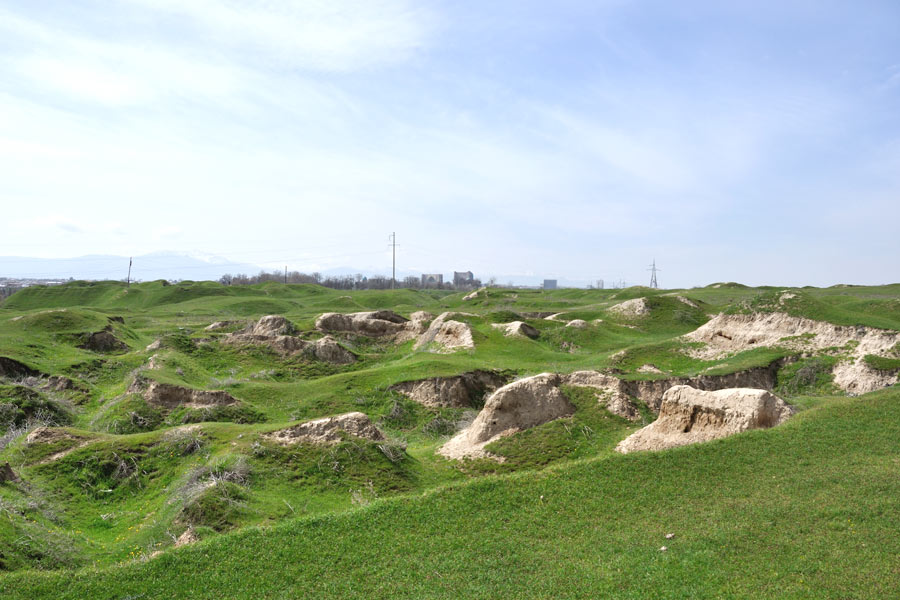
[{"left": 219, "top": 271, "right": 482, "bottom": 291}]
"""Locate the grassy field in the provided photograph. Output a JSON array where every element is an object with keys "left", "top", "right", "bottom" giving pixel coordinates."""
[{"left": 1, "top": 280, "right": 898, "bottom": 598}]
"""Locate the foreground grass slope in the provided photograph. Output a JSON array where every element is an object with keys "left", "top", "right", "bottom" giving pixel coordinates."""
[{"left": 3, "top": 387, "right": 898, "bottom": 599}]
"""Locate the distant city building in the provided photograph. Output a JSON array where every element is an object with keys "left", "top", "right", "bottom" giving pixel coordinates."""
[
  {"left": 421, "top": 273, "right": 443, "bottom": 287},
  {"left": 543, "top": 279, "right": 557, "bottom": 290},
  {"left": 453, "top": 271, "right": 474, "bottom": 286}
]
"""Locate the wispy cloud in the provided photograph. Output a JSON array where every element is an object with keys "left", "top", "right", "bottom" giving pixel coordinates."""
[{"left": 122, "top": 0, "right": 433, "bottom": 71}]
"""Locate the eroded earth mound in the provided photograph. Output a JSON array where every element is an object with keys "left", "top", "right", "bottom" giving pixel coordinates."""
[
  {"left": 616, "top": 385, "right": 794, "bottom": 453},
  {"left": 316, "top": 310, "right": 409, "bottom": 337},
  {"left": 391, "top": 370, "right": 510, "bottom": 408},
  {"left": 439, "top": 373, "right": 574, "bottom": 459},
  {"left": 130, "top": 378, "right": 238, "bottom": 409},
  {"left": 608, "top": 298, "right": 650, "bottom": 317},
  {"left": 223, "top": 315, "right": 356, "bottom": 364},
  {"left": 80, "top": 327, "right": 128, "bottom": 352},
  {"left": 492, "top": 321, "right": 540, "bottom": 339},
  {"left": 413, "top": 312, "right": 475, "bottom": 353},
  {"left": 684, "top": 312, "right": 900, "bottom": 394},
  {"left": 264, "top": 412, "right": 385, "bottom": 446}
]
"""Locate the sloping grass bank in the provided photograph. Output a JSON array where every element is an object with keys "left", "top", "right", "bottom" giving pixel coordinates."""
[{"left": 4, "top": 387, "right": 899, "bottom": 599}]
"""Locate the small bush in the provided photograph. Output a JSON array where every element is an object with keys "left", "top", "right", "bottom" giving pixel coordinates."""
[
  {"left": 376, "top": 441, "right": 407, "bottom": 464},
  {"left": 777, "top": 357, "right": 838, "bottom": 397},
  {"left": 163, "top": 428, "right": 206, "bottom": 456},
  {"left": 69, "top": 449, "right": 150, "bottom": 498},
  {"left": 423, "top": 416, "right": 456, "bottom": 436},
  {"left": 94, "top": 395, "right": 164, "bottom": 434},
  {"left": 0, "top": 385, "right": 72, "bottom": 431},
  {"left": 180, "top": 481, "right": 248, "bottom": 531}
]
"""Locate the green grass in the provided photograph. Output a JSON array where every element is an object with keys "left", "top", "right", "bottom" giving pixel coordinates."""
[
  {"left": 863, "top": 354, "right": 900, "bottom": 372},
  {"left": 1, "top": 280, "right": 899, "bottom": 597},
  {"left": 1, "top": 387, "right": 898, "bottom": 598}
]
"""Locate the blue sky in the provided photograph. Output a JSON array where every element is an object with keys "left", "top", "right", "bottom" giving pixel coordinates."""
[{"left": 1, "top": 0, "right": 898, "bottom": 287}]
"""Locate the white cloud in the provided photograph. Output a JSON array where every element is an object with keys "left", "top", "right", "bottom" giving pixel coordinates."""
[
  {"left": 0, "top": 10, "right": 246, "bottom": 107},
  {"left": 123, "top": 0, "right": 433, "bottom": 71},
  {"left": 17, "top": 57, "right": 148, "bottom": 106}
]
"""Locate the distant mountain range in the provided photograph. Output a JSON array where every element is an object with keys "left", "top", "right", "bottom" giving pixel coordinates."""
[
  {"left": 0, "top": 252, "right": 593, "bottom": 288},
  {"left": 0, "top": 252, "right": 264, "bottom": 283}
]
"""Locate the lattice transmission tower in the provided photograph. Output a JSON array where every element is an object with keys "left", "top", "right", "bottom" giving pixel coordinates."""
[{"left": 648, "top": 259, "right": 661, "bottom": 289}]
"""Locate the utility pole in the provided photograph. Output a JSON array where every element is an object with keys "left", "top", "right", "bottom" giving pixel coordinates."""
[
  {"left": 648, "top": 259, "right": 661, "bottom": 289},
  {"left": 127, "top": 257, "right": 132, "bottom": 287},
  {"left": 388, "top": 232, "right": 397, "bottom": 289}
]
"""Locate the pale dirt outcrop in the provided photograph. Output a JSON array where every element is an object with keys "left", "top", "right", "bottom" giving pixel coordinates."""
[
  {"left": 562, "top": 371, "right": 639, "bottom": 420},
  {"left": 608, "top": 298, "right": 650, "bottom": 317},
  {"left": 129, "top": 378, "right": 238, "bottom": 409},
  {"left": 437, "top": 363, "right": 794, "bottom": 459},
  {"left": 564, "top": 362, "right": 783, "bottom": 415},
  {"left": 413, "top": 312, "right": 475, "bottom": 353},
  {"left": 24, "top": 426, "right": 80, "bottom": 446},
  {"left": 390, "top": 370, "right": 510, "bottom": 408},
  {"left": 410, "top": 311, "right": 435, "bottom": 323},
  {"left": 832, "top": 360, "right": 898, "bottom": 395},
  {"left": 462, "top": 288, "right": 485, "bottom": 301},
  {"left": 394, "top": 311, "right": 435, "bottom": 343},
  {"left": 566, "top": 319, "right": 588, "bottom": 329},
  {"left": 676, "top": 295, "right": 699, "bottom": 308},
  {"left": 175, "top": 528, "right": 199, "bottom": 547},
  {"left": 778, "top": 292, "right": 798, "bottom": 305},
  {"left": 311, "top": 336, "right": 357, "bottom": 365},
  {"left": 621, "top": 363, "right": 782, "bottom": 413},
  {"left": 492, "top": 321, "right": 539, "bottom": 339},
  {"left": 616, "top": 385, "right": 794, "bottom": 453},
  {"left": 246, "top": 315, "right": 297, "bottom": 337},
  {"left": 316, "top": 310, "right": 408, "bottom": 337},
  {"left": 205, "top": 320, "right": 241, "bottom": 331},
  {"left": 439, "top": 374, "right": 575, "bottom": 460},
  {"left": 264, "top": 412, "right": 384, "bottom": 446},
  {"left": 684, "top": 312, "right": 900, "bottom": 394}
]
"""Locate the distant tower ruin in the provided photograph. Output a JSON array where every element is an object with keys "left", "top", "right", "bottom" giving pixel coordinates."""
[{"left": 648, "top": 259, "right": 660, "bottom": 289}]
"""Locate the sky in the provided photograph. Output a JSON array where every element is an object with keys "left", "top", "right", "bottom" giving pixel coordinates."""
[{"left": 1, "top": 0, "right": 899, "bottom": 288}]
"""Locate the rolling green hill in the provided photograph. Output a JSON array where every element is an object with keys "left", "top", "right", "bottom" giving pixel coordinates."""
[{"left": 1, "top": 281, "right": 898, "bottom": 598}]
